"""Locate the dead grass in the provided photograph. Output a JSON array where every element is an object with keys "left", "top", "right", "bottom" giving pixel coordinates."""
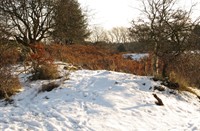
[
  {"left": 31, "top": 63, "right": 59, "bottom": 80},
  {"left": 169, "top": 53, "right": 200, "bottom": 89},
  {"left": 0, "top": 76, "right": 21, "bottom": 99},
  {"left": 46, "top": 44, "right": 153, "bottom": 76},
  {"left": 0, "top": 44, "right": 21, "bottom": 99}
]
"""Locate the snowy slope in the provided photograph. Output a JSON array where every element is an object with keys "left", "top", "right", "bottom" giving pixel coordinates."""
[{"left": 0, "top": 67, "right": 200, "bottom": 130}]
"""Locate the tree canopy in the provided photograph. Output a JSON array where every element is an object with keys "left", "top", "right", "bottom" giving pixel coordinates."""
[
  {"left": 0, "top": 0, "right": 55, "bottom": 46},
  {"left": 0, "top": 0, "right": 90, "bottom": 46},
  {"left": 129, "top": 0, "right": 199, "bottom": 76},
  {"left": 52, "top": 0, "right": 90, "bottom": 44}
]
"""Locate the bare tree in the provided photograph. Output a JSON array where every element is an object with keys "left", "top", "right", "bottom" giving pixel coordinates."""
[
  {"left": 118, "top": 27, "right": 129, "bottom": 43},
  {"left": 129, "top": 0, "right": 199, "bottom": 77},
  {"left": 0, "top": 19, "right": 10, "bottom": 44},
  {"left": 128, "top": 20, "right": 154, "bottom": 51},
  {"left": 0, "top": 0, "right": 55, "bottom": 47},
  {"left": 107, "top": 30, "right": 115, "bottom": 43},
  {"left": 111, "top": 27, "right": 121, "bottom": 43},
  {"left": 107, "top": 27, "right": 129, "bottom": 43},
  {"left": 129, "top": 20, "right": 152, "bottom": 43},
  {"left": 192, "top": 24, "right": 200, "bottom": 49},
  {"left": 89, "top": 26, "right": 109, "bottom": 43}
]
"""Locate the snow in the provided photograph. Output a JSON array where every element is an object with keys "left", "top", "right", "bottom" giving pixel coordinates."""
[
  {"left": 123, "top": 53, "right": 149, "bottom": 61},
  {"left": 185, "top": 50, "right": 200, "bottom": 54},
  {"left": 0, "top": 64, "right": 200, "bottom": 130}
]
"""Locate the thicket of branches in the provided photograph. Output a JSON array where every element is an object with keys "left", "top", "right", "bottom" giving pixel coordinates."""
[
  {"left": 0, "top": 0, "right": 89, "bottom": 47},
  {"left": 129, "top": 0, "right": 200, "bottom": 78}
]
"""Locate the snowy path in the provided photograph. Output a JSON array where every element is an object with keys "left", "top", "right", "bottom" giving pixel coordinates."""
[{"left": 0, "top": 69, "right": 200, "bottom": 130}]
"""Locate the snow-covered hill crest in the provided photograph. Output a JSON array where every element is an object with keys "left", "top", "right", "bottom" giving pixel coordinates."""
[{"left": 0, "top": 67, "right": 199, "bottom": 130}]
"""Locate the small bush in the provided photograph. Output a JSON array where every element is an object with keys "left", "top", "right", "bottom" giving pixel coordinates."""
[
  {"left": 31, "top": 64, "right": 59, "bottom": 80},
  {"left": 28, "top": 43, "right": 59, "bottom": 80},
  {"left": 169, "top": 53, "right": 200, "bottom": 89},
  {"left": 117, "top": 44, "right": 126, "bottom": 52},
  {"left": 0, "top": 44, "right": 20, "bottom": 66},
  {"left": 0, "top": 44, "right": 21, "bottom": 99},
  {"left": 0, "top": 76, "right": 21, "bottom": 99}
]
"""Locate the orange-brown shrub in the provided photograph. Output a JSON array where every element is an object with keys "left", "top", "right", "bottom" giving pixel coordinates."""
[
  {"left": 0, "top": 74, "right": 21, "bottom": 99},
  {"left": 0, "top": 44, "right": 21, "bottom": 99},
  {"left": 46, "top": 43, "right": 200, "bottom": 91},
  {"left": 46, "top": 44, "right": 153, "bottom": 76},
  {"left": 28, "top": 43, "right": 59, "bottom": 80},
  {"left": 0, "top": 44, "right": 20, "bottom": 66}
]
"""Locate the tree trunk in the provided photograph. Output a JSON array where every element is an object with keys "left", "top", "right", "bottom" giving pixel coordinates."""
[
  {"left": 152, "top": 53, "right": 159, "bottom": 76},
  {"left": 162, "top": 62, "right": 168, "bottom": 78},
  {"left": 152, "top": 41, "right": 159, "bottom": 76}
]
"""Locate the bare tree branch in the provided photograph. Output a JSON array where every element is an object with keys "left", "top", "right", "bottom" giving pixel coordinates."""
[{"left": 0, "top": 0, "right": 56, "bottom": 46}]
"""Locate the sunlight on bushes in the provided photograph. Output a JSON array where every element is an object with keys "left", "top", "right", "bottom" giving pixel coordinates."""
[
  {"left": 0, "top": 76, "right": 21, "bottom": 99},
  {"left": 0, "top": 44, "right": 21, "bottom": 99},
  {"left": 28, "top": 43, "right": 59, "bottom": 80},
  {"left": 169, "top": 53, "right": 200, "bottom": 89},
  {"left": 31, "top": 64, "right": 59, "bottom": 80},
  {"left": 46, "top": 44, "right": 153, "bottom": 76}
]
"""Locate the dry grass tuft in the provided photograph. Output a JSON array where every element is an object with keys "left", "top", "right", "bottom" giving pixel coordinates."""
[
  {"left": 0, "top": 44, "right": 21, "bottom": 99},
  {"left": 0, "top": 76, "right": 21, "bottom": 99},
  {"left": 169, "top": 53, "right": 200, "bottom": 89},
  {"left": 31, "top": 63, "right": 59, "bottom": 80}
]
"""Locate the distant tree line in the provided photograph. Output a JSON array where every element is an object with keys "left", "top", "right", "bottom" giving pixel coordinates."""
[{"left": 89, "top": 26, "right": 130, "bottom": 44}]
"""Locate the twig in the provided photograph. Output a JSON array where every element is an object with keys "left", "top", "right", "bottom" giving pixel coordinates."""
[{"left": 153, "top": 94, "right": 164, "bottom": 106}]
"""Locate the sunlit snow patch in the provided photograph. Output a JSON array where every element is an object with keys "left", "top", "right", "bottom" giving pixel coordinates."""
[{"left": 123, "top": 53, "right": 149, "bottom": 61}]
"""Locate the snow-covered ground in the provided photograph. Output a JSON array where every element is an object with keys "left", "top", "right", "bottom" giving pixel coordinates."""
[
  {"left": 0, "top": 64, "right": 200, "bottom": 131},
  {"left": 123, "top": 53, "right": 149, "bottom": 61}
]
